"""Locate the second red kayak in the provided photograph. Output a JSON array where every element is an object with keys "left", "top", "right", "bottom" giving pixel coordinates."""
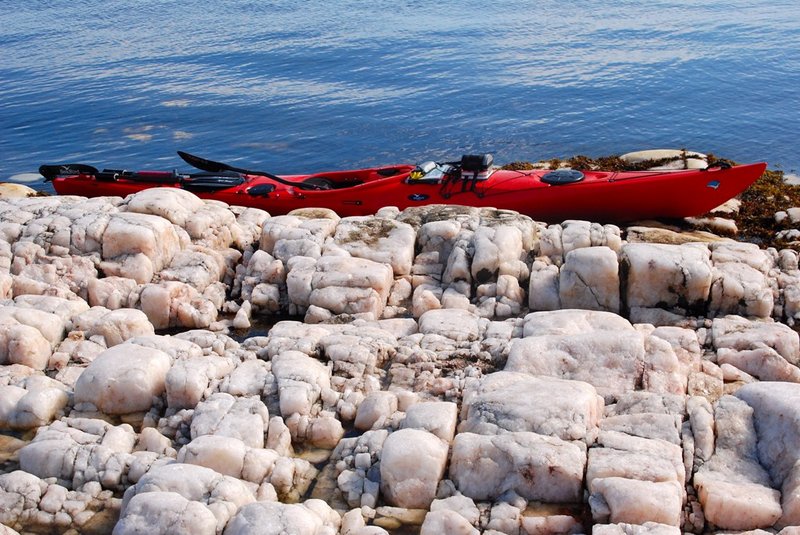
[{"left": 40, "top": 152, "right": 766, "bottom": 222}]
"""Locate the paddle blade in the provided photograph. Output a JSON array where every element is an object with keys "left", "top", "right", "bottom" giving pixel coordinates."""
[
  {"left": 39, "top": 164, "right": 99, "bottom": 181},
  {"left": 177, "top": 151, "right": 231, "bottom": 173}
]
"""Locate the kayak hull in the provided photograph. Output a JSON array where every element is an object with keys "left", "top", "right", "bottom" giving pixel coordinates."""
[{"left": 49, "top": 162, "right": 767, "bottom": 223}]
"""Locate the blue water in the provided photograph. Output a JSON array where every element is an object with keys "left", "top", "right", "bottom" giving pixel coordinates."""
[{"left": 2, "top": 0, "right": 799, "bottom": 189}]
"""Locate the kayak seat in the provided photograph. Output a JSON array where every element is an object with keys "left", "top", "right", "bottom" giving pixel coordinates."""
[
  {"left": 182, "top": 172, "right": 245, "bottom": 192},
  {"left": 541, "top": 169, "right": 585, "bottom": 185}
]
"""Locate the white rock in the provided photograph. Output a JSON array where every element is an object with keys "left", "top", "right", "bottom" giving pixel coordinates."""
[
  {"left": 736, "top": 382, "right": 800, "bottom": 485},
  {"left": 334, "top": 216, "right": 416, "bottom": 276},
  {"left": 87, "top": 277, "right": 140, "bottom": 309},
  {"left": 0, "top": 306, "right": 65, "bottom": 346},
  {"left": 402, "top": 401, "right": 458, "bottom": 442},
  {"left": 0, "top": 322, "right": 52, "bottom": 370},
  {"left": 308, "top": 256, "right": 394, "bottom": 320},
  {"left": 74, "top": 344, "right": 172, "bottom": 415},
  {"left": 559, "top": 246, "right": 620, "bottom": 312},
  {"left": 694, "top": 395, "right": 781, "bottom": 530},
  {"left": 420, "top": 510, "right": 480, "bottom": 535},
  {"left": 471, "top": 225, "right": 525, "bottom": 283},
  {"left": 354, "top": 391, "right": 398, "bottom": 431},
  {"left": 224, "top": 501, "right": 335, "bottom": 535},
  {"left": 271, "top": 350, "right": 331, "bottom": 418},
  {"left": 165, "top": 355, "right": 236, "bottom": 410},
  {"left": 139, "top": 282, "right": 218, "bottom": 330},
  {"left": 380, "top": 429, "right": 449, "bottom": 509},
  {"left": 85, "top": 308, "right": 155, "bottom": 347},
  {"left": 418, "top": 309, "right": 485, "bottom": 342},
  {"left": 101, "top": 212, "right": 181, "bottom": 283},
  {"left": 190, "top": 392, "right": 270, "bottom": 448},
  {"left": 459, "top": 371, "right": 602, "bottom": 443},
  {"left": 123, "top": 188, "right": 206, "bottom": 228},
  {"left": 177, "top": 435, "right": 247, "bottom": 479},
  {"left": 528, "top": 260, "right": 560, "bottom": 311},
  {"left": 622, "top": 243, "right": 712, "bottom": 311},
  {"left": 114, "top": 490, "right": 217, "bottom": 535},
  {"left": 160, "top": 246, "right": 226, "bottom": 292},
  {"left": 449, "top": 431, "right": 586, "bottom": 502},
  {"left": 121, "top": 462, "right": 255, "bottom": 533},
  {"left": 507, "top": 330, "right": 645, "bottom": 398},
  {"left": 591, "top": 521, "right": 681, "bottom": 534},
  {"left": 588, "top": 477, "right": 683, "bottom": 526},
  {"left": 709, "top": 261, "right": 773, "bottom": 318},
  {"left": 712, "top": 315, "right": 800, "bottom": 365}
]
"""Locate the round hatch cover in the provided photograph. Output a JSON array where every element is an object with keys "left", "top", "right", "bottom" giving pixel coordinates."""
[{"left": 541, "top": 169, "right": 585, "bottom": 185}]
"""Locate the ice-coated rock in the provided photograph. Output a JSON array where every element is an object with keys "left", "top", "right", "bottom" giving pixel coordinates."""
[
  {"left": 449, "top": 431, "right": 586, "bottom": 502},
  {"left": 113, "top": 490, "right": 217, "bottom": 535},
  {"left": 622, "top": 242, "right": 712, "bottom": 312},
  {"left": 74, "top": 343, "right": 172, "bottom": 415},
  {"left": 459, "top": 371, "right": 602, "bottom": 443},
  {"left": 380, "top": 428, "right": 448, "bottom": 509}
]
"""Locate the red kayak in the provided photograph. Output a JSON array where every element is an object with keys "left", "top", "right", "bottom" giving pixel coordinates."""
[{"left": 40, "top": 151, "right": 766, "bottom": 222}]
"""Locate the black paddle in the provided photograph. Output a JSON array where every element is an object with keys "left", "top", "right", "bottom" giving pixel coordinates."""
[
  {"left": 177, "top": 151, "right": 325, "bottom": 190},
  {"left": 39, "top": 163, "right": 100, "bottom": 181}
]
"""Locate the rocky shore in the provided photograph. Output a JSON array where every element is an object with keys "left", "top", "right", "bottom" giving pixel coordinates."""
[{"left": 2, "top": 173, "right": 800, "bottom": 534}]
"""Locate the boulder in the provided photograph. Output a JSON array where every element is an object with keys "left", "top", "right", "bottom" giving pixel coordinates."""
[
  {"left": 74, "top": 343, "right": 172, "bottom": 415},
  {"left": 459, "top": 371, "right": 602, "bottom": 443},
  {"left": 449, "top": 431, "right": 586, "bottom": 502},
  {"left": 380, "top": 429, "right": 448, "bottom": 509}
]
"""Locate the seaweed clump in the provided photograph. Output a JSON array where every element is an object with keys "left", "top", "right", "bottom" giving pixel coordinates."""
[
  {"left": 500, "top": 152, "right": 709, "bottom": 172},
  {"left": 734, "top": 168, "right": 800, "bottom": 249}
]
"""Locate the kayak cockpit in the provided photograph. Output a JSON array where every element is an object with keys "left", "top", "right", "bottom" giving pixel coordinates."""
[
  {"left": 407, "top": 154, "right": 497, "bottom": 184},
  {"left": 94, "top": 168, "right": 247, "bottom": 192}
]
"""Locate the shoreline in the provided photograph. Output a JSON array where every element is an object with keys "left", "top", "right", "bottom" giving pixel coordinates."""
[{"left": 2, "top": 158, "right": 800, "bottom": 533}]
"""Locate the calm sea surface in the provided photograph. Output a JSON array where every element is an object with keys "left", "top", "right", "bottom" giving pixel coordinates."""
[{"left": 2, "top": 0, "right": 799, "bottom": 189}]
